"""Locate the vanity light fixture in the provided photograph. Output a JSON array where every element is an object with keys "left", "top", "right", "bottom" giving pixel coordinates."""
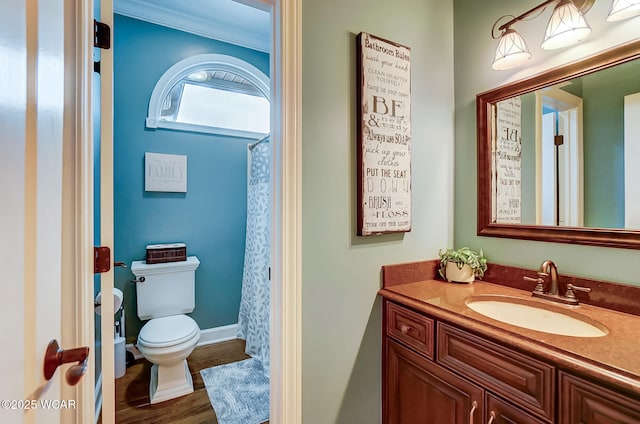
[
  {"left": 607, "top": 0, "right": 640, "bottom": 21},
  {"left": 491, "top": 0, "right": 591, "bottom": 71},
  {"left": 541, "top": 0, "right": 591, "bottom": 50},
  {"left": 492, "top": 28, "right": 532, "bottom": 71},
  {"left": 491, "top": 0, "right": 639, "bottom": 70}
]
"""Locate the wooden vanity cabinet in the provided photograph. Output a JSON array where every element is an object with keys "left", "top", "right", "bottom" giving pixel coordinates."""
[
  {"left": 384, "top": 300, "right": 545, "bottom": 424},
  {"left": 384, "top": 299, "right": 640, "bottom": 424}
]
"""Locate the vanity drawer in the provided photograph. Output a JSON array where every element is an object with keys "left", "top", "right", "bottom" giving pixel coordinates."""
[
  {"left": 385, "top": 302, "right": 434, "bottom": 359},
  {"left": 559, "top": 372, "right": 640, "bottom": 423},
  {"left": 437, "top": 322, "right": 555, "bottom": 422}
]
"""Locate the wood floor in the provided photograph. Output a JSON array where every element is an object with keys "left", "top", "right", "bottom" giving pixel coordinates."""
[{"left": 110, "top": 339, "right": 267, "bottom": 424}]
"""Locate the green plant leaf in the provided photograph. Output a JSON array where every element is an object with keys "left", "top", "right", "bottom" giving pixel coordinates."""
[{"left": 438, "top": 247, "right": 488, "bottom": 278}]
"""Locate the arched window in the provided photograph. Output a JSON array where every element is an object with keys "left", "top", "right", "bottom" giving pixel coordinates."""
[{"left": 146, "top": 54, "right": 270, "bottom": 139}]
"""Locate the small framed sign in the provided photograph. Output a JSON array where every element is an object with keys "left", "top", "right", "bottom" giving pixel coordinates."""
[
  {"left": 145, "top": 152, "right": 187, "bottom": 192},
  {"left": 356, "top": 32, "right": 412, "bottom": 236}
]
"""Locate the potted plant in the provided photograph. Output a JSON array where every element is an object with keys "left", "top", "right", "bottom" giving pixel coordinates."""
[{"left": 438, "top": 247, "right": 488, "bottom": 283}]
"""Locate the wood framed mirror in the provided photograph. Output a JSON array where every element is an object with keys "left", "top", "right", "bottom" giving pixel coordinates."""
[{"left": 477, "top": 39, "right": 640, "bottom": 249}]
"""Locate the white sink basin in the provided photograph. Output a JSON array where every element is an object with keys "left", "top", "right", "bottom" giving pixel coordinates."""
[{"left": 465, "top": 295, "right": 608, "bottom": 338}]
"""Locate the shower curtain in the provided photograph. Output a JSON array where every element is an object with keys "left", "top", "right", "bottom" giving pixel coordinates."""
[{"left": 237, "top": 136, "right": 271, "bottom": 376}]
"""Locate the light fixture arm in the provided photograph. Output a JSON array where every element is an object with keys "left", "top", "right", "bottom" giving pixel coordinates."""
[
  {"left": 490, "top": 0, "right": 603, "bottom": 71},
  {"left": 495, "top": 0, "right": 595, "bottom": 33},
  {"left": 497, "top": 0, "right": 557, "bottom": 33}
]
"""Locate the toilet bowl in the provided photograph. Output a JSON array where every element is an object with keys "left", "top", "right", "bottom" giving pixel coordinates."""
[
  {"left": 137, "top": 314, "right": 201, "bottom": 404},
  {"left": 131, "top": 256, "right": 201, "bottom": 404}
]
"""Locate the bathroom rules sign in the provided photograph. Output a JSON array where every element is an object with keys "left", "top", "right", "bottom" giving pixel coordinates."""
[
  {"left": 493, "top": 97, "right": 522, "bottom": 224},
  {"left": 356, "top": 32, "right": 411, "bottom": 236}
]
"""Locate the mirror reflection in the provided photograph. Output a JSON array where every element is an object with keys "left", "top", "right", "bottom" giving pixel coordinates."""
[{"left": 491, "top": 57, "right": 640, "bottom": 230}]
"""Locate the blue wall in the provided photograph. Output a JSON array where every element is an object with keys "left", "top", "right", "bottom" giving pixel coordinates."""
[{"left": 113, "top": 14, "right": 269, "bottom": 341}]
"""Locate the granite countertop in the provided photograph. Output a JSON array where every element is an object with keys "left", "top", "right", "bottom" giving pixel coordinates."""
[{"left": 379, "top": 278, "right": 640, "bottom": 396}]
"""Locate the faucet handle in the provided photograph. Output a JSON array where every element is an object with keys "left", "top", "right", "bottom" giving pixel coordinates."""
[
  {"left": 524, "top": 276, "right": 545, "bottom": 294},
  {"left": 565, "top": 283, "right": 591, "bottom": 301}
]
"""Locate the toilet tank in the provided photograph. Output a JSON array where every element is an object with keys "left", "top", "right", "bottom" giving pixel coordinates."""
[{"left": 131, "top": 256, "right": 200, "bottom": 320}]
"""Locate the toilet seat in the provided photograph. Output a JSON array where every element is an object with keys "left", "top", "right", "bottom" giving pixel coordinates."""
[{"left": 138, "top": 315, "right": 199, "bottom": 348}]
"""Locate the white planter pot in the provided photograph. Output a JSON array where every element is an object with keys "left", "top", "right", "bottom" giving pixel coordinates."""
[{"left": 445, "top": 262, "right": 475, "bottom": 283}]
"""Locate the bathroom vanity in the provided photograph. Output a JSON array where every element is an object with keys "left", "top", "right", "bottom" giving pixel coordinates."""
[{"left": 379, "top": 261, "right": 640, "bottom": 423}]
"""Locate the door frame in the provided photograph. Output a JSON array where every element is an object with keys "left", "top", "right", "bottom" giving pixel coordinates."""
[
  {"left": 263, "top": 1, "right": 303, "bottom": 422},
  {"left": 535, "top": 88, "right": 584, "bottom": 227},
  {"left": 71, "top": 0, "right": 302, "bottom": 423},
  {"left": 67, "top": 0, "right": 100, "bottom": 423}
]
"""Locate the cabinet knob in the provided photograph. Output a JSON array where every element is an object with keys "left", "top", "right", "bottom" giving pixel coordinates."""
[{"left": 400, "top": 324, "right": 411, "bottom": 334}]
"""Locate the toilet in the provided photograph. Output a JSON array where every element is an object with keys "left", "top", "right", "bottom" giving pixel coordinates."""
[{"left": 131, "top": 256, "right": 201, "bottom": 404}]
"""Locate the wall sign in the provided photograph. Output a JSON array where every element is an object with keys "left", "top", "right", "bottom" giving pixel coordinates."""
[
  {"left": 356, "top": 32, "right": 412, "bottom": 236},
  {"left": 492, "top": 97, "right": 522, "bottom": 224},
  {"left": 145, "top": 152, "right": 187, "bottom": 192}
]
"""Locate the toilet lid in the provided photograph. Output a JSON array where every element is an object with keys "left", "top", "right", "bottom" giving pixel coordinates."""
[{"left": 138, "top": 315, "right": 199, "bottom": 348}]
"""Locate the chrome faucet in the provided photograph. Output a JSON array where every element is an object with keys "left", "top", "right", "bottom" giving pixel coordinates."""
[{"left": 523, "top": 260, "right": 591, "bottom": 305}]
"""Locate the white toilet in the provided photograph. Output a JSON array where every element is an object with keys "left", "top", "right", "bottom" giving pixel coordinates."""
[{"left": 131, "top": 256, "right": 201, "bottom": 404}]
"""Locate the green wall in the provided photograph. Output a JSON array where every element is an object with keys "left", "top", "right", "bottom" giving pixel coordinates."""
[
  {"left": 579, "top": 60, "right": 640, "bottom": 227},
  {"left": 453, "top": 0, "right": 640, "bottom": 286},
  {"left": 558, "top": 61, "right": 640, "bottom": 227},
  {"left": 302, "top": 0, "right": 454, "bottom": 422}
]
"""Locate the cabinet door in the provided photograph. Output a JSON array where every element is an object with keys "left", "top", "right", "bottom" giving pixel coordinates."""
[
  {"left": 559, "top": 372, "right": 640, "bottom": 424},
  {"left": 486, "top": 393, "right": 547, "bottom": 424},
  {"left": 385, "top": 339, "right": 483, "bottom": 424}
]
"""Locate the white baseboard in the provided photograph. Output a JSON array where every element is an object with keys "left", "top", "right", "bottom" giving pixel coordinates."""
[
  {"left": 126, "top": 343, "right": 144, "bottom": 360},
  {"left": 198, "top": 323, "right": 240, "bottom": 346},
  {"left": 94, "top": 373, "right": 102, "bottom": 424},
  {"left": 126, "top": 323, "right": 240, "bottom": 360}
]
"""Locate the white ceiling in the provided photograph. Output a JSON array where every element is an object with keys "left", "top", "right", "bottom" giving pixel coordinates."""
[{"left": 113, "top": 0, "right": 271, "bottom": 53}]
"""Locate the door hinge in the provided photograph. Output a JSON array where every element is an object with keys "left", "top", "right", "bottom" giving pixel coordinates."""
[
  {"left": 268, "top": 267, "right": 271, "bottom": 281},
  {"left": 94, "top": 246, "right": 111, "bottom": 274},
  {"left": 554, "top": 135, "right": 564, "bottom": 146},
  {"left": 94, "top": 19, "right": 111, "bottom": 50},
  {"left": 93, "top": 61, "right": 101, "bottom": 74}
]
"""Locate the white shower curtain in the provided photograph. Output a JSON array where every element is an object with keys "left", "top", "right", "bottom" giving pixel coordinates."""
[{"left": 237, "top": 136, "right": 271, "bottom": 376}]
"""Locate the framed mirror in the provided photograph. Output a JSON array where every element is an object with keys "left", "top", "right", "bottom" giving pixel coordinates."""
[{"left": 477, "top": 39, "right": 640, "bottom": 249}]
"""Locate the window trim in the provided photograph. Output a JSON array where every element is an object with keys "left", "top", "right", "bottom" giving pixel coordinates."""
[{"left": 146, "top": 53, "right": 270, "bottom": 138}]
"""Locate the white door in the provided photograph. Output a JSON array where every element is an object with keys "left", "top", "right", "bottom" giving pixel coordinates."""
[
  {"left": 540, "top": 113, "right": 557, "bottom": 225},
  {"left": 0, "top": 0, "right": 94, "bottom": 423},
  {"left": 624, "top": 92, "right": 640, "bottom": 229},
  {"left": 536, "top": 88, "right": 584, "bottom": 227}
]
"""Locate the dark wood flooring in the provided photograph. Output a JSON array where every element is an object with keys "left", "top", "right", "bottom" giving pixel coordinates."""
[{"left": 110, "top": 339, "right": 268, "bottom": 424}]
